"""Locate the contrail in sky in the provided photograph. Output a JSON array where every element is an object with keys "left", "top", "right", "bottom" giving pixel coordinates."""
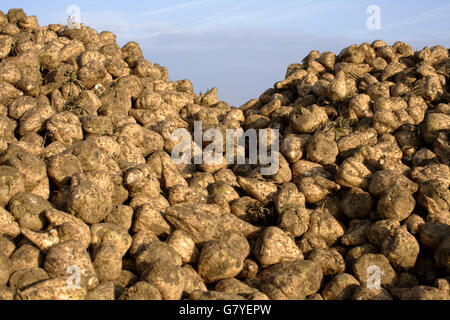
[
  {"left": 191, "top": 0, "right": 258, "bottom": 29},
  {"left": 140, "top": 0, "right": 213, "bottom": 16},
  {"left": 143, "top": 0, "right": 258, "bottom": 38}
]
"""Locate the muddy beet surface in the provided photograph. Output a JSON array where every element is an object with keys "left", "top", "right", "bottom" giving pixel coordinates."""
[{"left": 0, "top": 8, "right": 449, "bottom": 300}]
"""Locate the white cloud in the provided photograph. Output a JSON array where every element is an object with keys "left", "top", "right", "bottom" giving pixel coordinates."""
[
  {"left": 352, "top": 2, "right": 450, "bottom": 36},
  {"left": 382, "top": 3, "right": 450, "bottom": 30}
]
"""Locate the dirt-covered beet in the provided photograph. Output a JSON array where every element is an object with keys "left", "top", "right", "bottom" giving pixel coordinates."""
[{"left": 0, "top": 8, "right": 449, "bottom": 301}]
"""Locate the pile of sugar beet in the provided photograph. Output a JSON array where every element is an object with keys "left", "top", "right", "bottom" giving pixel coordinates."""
[{"left": 0, "top": 8, "right": 449, "bottom": 301}]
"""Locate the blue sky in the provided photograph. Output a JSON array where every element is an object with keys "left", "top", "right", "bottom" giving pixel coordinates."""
[{"left": 2, "top": 0, "right": 450, "bottom": 107}]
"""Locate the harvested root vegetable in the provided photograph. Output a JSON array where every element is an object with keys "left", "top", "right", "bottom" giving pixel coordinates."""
[{"left": 0, "top": 7, "right": 449, "bottom": 301}]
